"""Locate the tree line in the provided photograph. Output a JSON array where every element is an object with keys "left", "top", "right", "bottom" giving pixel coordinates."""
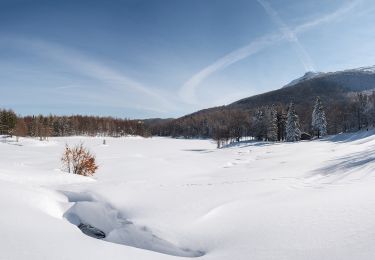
[
  {"left": 0, "top": 112, "right": 151, "bottom": 140},
  {"left": 149, "top": 91, "right": 375, "bottom": 147},
  {"left": 1, "top": 90, "right": 375, "bottom": 145}
]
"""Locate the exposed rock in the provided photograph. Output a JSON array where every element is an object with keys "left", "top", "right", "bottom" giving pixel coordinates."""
[{"left": 78, "top": 223, "right": 106, "bottom": 239}]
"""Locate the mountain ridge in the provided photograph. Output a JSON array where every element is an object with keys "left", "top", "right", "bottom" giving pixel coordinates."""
[{"left": 282, "top": 65, "right": 375, "bottom": 89}]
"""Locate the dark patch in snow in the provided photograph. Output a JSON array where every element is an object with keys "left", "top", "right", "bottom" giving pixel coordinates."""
[
  {"left": 182, "top": 149, "right": 213, "bottom": 153},
  {"left": 78, "top": 223, "right": 106, "bottom": 239}
]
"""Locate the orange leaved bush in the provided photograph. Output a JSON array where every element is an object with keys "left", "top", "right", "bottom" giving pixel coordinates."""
[{"left": 61, "top": 143, "right": 98, "bottom": 176}]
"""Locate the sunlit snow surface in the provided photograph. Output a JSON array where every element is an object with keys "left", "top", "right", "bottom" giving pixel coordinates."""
[{"left": 1, "top": 132, "right": 375, "bottom": 259}]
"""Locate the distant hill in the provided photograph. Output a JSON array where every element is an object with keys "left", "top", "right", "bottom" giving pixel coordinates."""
[
  {"left": 231, "top": 65, "right": 375, "bottom": 110},
  {"left": 178, "top": 66, "right": 375, "bottom": 122},
  {"left": 150, "top": 65, "right": 375, "bottom": 138}
]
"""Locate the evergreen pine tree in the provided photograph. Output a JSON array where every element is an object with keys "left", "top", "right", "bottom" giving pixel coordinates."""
[
  {"left": 0, "top": 109, "right": 17, "bottom": 135},
  {"left": 266, "top": 105, "right": 278, "bottom": 141},
  {"left": 286, "top": 102, "right": 301, "bottom": 142},
  {"left": 312, "top": 97, "right": 327, "bottom": 138}
]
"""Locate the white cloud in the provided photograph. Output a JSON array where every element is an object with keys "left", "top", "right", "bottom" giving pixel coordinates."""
[{"left": 294, "top": 0, "right": 363, "bottom": 34}]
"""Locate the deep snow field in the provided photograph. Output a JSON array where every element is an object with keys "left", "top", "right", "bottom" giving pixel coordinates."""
[{"left": 1, "top": 131, "right": 375, "bottom": 260}]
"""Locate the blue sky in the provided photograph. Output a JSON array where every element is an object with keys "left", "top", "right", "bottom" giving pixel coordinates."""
[{"left": 0, "top": 0, "right": 374, "bottom": 118}]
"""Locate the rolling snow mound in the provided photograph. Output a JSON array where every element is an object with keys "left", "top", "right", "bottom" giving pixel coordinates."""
[{"left": 62, "top": 191, "right": 204, "bottom": 258}]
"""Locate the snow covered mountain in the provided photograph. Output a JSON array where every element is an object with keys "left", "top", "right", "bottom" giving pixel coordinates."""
[
  {"left": 283, "top": 71, "right": 324, "bottom": 88},
  {"left": 230, "top": 65, "right": 375, "bottom": 111},
  {"left": 283, "top": 65, "right": 375, "bottom": 90}
]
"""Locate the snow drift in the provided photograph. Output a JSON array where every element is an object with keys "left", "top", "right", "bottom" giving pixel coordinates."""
[{"left": 0, "top": 132, "right": 375, "bottom": 259}]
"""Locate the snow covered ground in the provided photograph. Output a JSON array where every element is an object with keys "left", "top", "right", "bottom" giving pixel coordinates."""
[{"left": 1, "top": 131, "right": 375, "bottom": 259}]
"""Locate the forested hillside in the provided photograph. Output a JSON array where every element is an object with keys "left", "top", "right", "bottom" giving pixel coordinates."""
[{"left": 150, "top": 67, "right": 375, "bottom": 143}]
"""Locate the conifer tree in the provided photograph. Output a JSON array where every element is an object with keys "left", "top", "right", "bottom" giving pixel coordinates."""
[
  {"left": 266, "top": 105, "right": 278, "bottom": 141},
  {"left": 312, "top": 97, "right": 327, "bottom": 138},
  {"left": 286, "top": 102, "right": 301, "bottom": 142},
  {"left": 0, "top": 109, "right": 17, "bottom": 135}
]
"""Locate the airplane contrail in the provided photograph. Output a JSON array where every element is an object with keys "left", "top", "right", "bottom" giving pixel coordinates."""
[
  {"left": 256, "top": 0, "right": 315, "bottom": 72},
  {"left": 179, "top": 0, "right": 362, "bottom": 105}
]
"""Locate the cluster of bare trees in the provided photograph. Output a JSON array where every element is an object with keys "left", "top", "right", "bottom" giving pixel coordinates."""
[
  {"left": 18, "top": 115, "right": 150, "bottom": 139},
  {"left": 0, "top": 112, "right": 151, "bottom": 140},
  {"left": 149, "top": 107, "right": 285, "bottom": 148},
  {"left": 349, "top": 92, "right": 375, "bottom": 130}
]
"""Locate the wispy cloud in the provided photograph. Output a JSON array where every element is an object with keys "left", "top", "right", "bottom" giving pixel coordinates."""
[
  {"left": 52, "top": 84, "right": 84, "bottom": 91},
  {"left": 294, "top": 0, "right": 363, "bottom": 34},
  {"left": 0, "top": 36, "right": 175, "bottom": 114},
  {"left": 179, "top": 0, "right": 362, "bottom": 105},
  {"left": 256, "top": 0, "right": 314, "bottom": 72}
]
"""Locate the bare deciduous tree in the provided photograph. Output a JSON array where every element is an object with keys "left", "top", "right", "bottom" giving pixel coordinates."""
[
  {"left": 14, "top": 118, "right": 27, "bottom": 142},
  {"left": 61, "top": 143, "right": 98, "bottom": 176}
]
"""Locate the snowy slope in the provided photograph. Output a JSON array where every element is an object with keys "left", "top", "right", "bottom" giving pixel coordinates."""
[
  {"left": 283, "top": 71, "right": 323, "bottom": 88},
  {"left": 1, "top": 132, "right": 375, "bottom": 259},
  {"left": 283, "top": 65, "right": 375, "bottom": 90}
]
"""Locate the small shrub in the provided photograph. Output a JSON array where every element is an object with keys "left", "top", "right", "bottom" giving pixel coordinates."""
[{"left": 61, "top": 143, "right": 98, "bottom": 176}]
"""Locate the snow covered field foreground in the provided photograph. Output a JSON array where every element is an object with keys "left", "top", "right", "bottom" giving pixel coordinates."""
[{"left": 1, "top": 131, "right": 375, "bottom": 260}]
